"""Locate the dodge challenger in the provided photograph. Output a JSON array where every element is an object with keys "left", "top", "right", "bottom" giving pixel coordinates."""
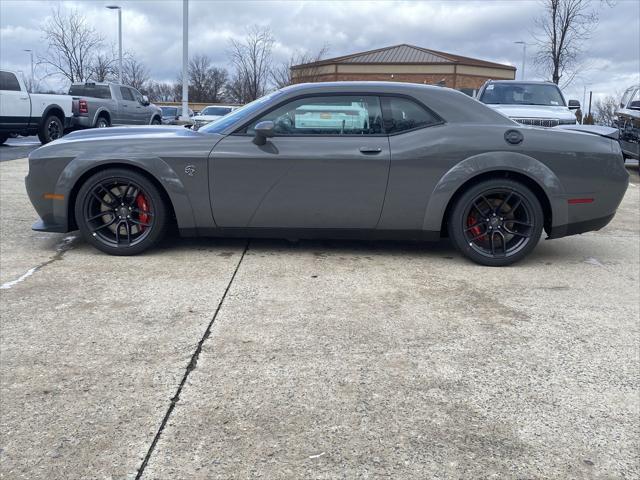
[{"left": 25, "top": 82, "right": 629, "bottom": 266}]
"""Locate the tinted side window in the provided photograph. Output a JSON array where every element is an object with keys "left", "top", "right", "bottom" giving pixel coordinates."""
[
  {"left": 0, "top": 71, "right": 21, "bottom": 91},
  {"left": 382, "top": 97, "right": 440, "bottom": 134},
  {"left": 129, "top": 87, "right": 143, "bottom": 103},
  {"left": 246, "top": 95, "right": 383, "bottom": 135},
  {"left": 120, "top": 87, "right": 134, "bottom": 101}
]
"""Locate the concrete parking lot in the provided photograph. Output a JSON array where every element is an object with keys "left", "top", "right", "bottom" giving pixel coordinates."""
[{"left": 1, "top": 157, "right": 638, "bottom": 479}]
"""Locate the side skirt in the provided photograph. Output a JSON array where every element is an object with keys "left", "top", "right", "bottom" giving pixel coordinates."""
[{"left": 179, "top": 227, "right": 442, "bottom": 242}]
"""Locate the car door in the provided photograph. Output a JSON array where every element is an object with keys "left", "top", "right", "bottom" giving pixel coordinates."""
[
  {"left": 128, "top": 87, "right": 149, "bottom": 124},
  {"left": 117, "top": 86, "right": 137, "bottom": 125},
  {"left": 0, "top": 71, "right": 31, "bottom": 128},
  {"left": 209, "top": 95, "right": 390, "bottom": 229}
]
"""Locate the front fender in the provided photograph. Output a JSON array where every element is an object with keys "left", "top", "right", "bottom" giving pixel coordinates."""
[
  {"left": 53, "top": 154, "right": 196, "bottom": 231},
  {"left": 422, "top": 151, "right": 567, "bottom": 231}
]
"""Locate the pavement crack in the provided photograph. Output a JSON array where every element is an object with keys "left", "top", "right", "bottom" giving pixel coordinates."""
[
  {"left": 135, "top": 240, "right": 250, "bottom": 479},
  {"left": 0, "top": 235, "right": 76, "bottom": 290}
]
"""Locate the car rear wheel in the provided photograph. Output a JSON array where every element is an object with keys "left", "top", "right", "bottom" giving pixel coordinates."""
[
  {"left": 448, "top": 178, "right": 544, "bottom": 266},
  {"left": 75, "top": 168, "right": 168, "bottom": 255},
  {"left": 38, "top": 114, "right": 64, "bottom": 144},
  {"left": 151, "top": 117, "right": 161, "bottom": 125},
  {"left": 95, "top": 116, "right": 110, "bottom": 128}
]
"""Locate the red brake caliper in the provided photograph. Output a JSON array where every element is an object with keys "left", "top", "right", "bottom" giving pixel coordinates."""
[
  {"left": 135, "top": 193, "right": 149, "bottom": 231},
  {"left": 468, "top": 214, "right": 484, "bottom": 241}
]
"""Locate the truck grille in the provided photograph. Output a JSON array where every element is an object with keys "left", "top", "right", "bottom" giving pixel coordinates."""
[{"left": 512, "top": 118, "right": 560, "bottom": 127}]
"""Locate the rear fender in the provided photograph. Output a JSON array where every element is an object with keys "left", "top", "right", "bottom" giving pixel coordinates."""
[
  {"left": 422, "top": 151, "right": 567, "bottom": 231},
  {"left": 54, "top": 154, "right": 196, "bottom": 231}
]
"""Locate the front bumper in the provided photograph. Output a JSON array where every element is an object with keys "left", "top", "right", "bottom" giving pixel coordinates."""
[{"left": 32, "top": 218, "right": 68, "bottom": 233}]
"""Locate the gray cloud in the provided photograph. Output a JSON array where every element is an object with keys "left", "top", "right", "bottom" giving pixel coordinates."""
[{"left": 1, "top": 0, "right": 638, "bottom": 102}]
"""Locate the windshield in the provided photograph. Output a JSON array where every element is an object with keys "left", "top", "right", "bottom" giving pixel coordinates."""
[
  {"left": 160, "top": 107, "right": 178, "bottom": 116},
  {"left": 199, "top": 91, "right": 284, "bottom": 134},
  {"left": 200, "top": 106, "right": 232, "bottom": 116},
  {"left": 479, "top": 83, "right": 566, "bottom": 107}
]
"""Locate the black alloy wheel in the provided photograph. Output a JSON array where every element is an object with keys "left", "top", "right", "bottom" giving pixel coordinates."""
[
  {"left": 38, "top": 115, "right": 63, "bottom": 144},
  {"left": 449, "top": 179, "right": 544, "bottom": 266},
  {"left": 75, "top": 168, "right": 168, "bottom": 255}
]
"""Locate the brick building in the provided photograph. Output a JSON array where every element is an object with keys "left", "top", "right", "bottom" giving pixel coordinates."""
[{"left": 291, "top": 44, "right": 516, "bottom": 93}]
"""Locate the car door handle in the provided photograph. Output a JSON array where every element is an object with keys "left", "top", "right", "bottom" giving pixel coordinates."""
[
  {"left": 359, "top": 147, "right": 382, "bottom": 154},
  {"left": 122, "top": 105, "right": 128, "bottom": 107}
]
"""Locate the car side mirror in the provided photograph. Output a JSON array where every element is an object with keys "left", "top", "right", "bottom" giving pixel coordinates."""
[
  {"left": 568, "top": 100, "right": 580, "bottom": 110},
  {"left": 253, "top": 121, "right": 275, "bottom": 145},
  {"left": 141, "top": 95, "right": 150, "bottom": 106},
  {"left": 629, "top": 100, "right": 640, "bottom": 110}
]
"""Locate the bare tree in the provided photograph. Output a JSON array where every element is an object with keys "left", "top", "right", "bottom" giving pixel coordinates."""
[
  {"left": 89, "top": 52, "right": 117, "bottom": 82},
  {"left": 227, "top": 26, "right": 274, "bottom": 103},
  {"left": 39, "top": 7, "right": 104, "bottom": 83},
  {"left": 146, "top": 81, "right": 180, "bottom": 102},
  {"left": 593, "top": 94, "right": 619, "bottom": 126},
  {"left": 271, "top": 45, "right": 329, "bottom": 88},
  {"left": 532, "top": 0, "right": 602, "bottom": 86},
  {"left": 122, "top": 55, "right": 150, "bottom": 91},
  {"left": 188, "top": 54, "right": 228, "bottom": 102}
]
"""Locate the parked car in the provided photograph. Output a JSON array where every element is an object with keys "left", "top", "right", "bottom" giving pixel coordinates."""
[
  {"left": 192, "top": 105, "right": 239, "bottom": 129},
  {"left": 476, "top": 80, "right": 579, "bottom": 127},
  {"left": 0, "top": 69, "right": 73, "bottom": 144},
  {"left": 160, "top": 106, "right": 194, "bottom": 125},
  {"left": 613, "top": 85, "right": 639, "bottom": 159},
  {"left": 25, "top": 82, "right": 628, "bottom": 266},
  {"left": 68, "top": 82, "right": 162, "bottom": 128}
]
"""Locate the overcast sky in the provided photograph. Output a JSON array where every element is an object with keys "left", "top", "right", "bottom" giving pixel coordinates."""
[{"left": 1, "top": 0, "right": 638, "bottom": 103}]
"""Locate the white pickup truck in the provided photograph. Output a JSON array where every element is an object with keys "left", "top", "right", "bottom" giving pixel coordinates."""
[{"left": 0, "top": 70, "right": 73, "bottom": 144}]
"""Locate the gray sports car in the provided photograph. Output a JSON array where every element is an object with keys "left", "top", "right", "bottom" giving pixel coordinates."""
[{"left": 26, "top": 82, "right": 629, "bottom": 266}]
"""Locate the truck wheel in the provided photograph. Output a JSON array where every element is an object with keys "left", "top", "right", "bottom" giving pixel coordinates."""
[
  {"left": 0, "top": 134, "right": 8, "bottom": 145},
  {"left": 95, "top": 116, "right": 110, "bottom": 128},
  {"left": 38, "top": 115, "right": 64, "bottom": 144}
]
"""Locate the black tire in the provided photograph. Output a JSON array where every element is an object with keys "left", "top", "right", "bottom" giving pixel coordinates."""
[
  {"left": 0, "top": 134, "right": 8, "bottom": 145},
  {"left": 95, "top": 116, "right": 110, "bottom": 128},
  {"left": 38, "top": 114, "right": 64, "bottom": 144},
  {"left": 74, "top": 168, "right": 169, "bottom": 255},
  {"left": 151, "top": 117, "right": 161, "bottom": 125},
  {"left": 448, "top": 178, "right": 544, "bottom": 266}
]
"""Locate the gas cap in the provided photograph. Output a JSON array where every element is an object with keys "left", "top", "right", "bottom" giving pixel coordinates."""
[{"left": 504, "top": 129, "right": 524, "bottom": 145}]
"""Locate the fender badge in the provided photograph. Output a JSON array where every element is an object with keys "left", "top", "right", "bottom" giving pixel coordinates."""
[{"left": 184, "top": 165, "right": 196, "bottom": 176}]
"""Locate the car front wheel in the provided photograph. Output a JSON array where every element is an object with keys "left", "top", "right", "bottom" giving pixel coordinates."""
[
  {"left": 75, "top": 168, "right": 169, "bottom": 255},
  {"left": 448, "top": 178, "right": 544, "bottom": 266}
]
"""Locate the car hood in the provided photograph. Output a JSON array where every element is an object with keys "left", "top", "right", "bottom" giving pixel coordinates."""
[
  {"left": 486, "top": 104, "right": 576, "bottom": 120},
  {"left": 58, "top": 125, "right": 192, "bottom": 142},
  {"left": 193, "top": 115, "right": 223, "bottom": 121}
]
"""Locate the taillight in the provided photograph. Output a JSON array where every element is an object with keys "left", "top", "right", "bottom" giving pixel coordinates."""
[{"left": 79, "top": 99, "right": 88, "bottom": 114}]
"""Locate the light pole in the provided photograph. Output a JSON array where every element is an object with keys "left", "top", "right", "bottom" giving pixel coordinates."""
[
  {"left": 514, "top": 41, "right": 527, "bottom": 81},
  {"left": 106, "top": 5, "right": 122, "bottom": 83},
  {"left": 23, "top": 49, "right": 34, "bottom": 91},
  {"left": 181, "top": 0, "right": 189, "bottom": 121},
  {"left": 582, "top": 84, "right": 592, "bottom": 110}
]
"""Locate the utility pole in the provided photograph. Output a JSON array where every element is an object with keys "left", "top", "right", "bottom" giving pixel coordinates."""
[
  {"left": 106, "top": 6, "right": 123, "bottom": 83},
  {"left": 181, "top": 0, "right": 189, "bottom": 120}
]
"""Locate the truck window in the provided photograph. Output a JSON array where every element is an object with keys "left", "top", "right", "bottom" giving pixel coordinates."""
[
  {"left": 68, "top": 84, "right": 112, "bottom": 99},
  {"left": 120, "top": 87, "right": 134, "bottom": 101},
  {"left": 0, "top": 71, "right": 21, "bottom": 91}
]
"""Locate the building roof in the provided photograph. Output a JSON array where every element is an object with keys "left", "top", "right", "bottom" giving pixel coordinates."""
[{"left": 291, "top": 44, "right": 516, "bottom": 71}]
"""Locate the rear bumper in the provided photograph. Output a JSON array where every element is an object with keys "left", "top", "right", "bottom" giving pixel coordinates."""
[{"left": 547, "top": 213, "right": 615, "bottom": 239}]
